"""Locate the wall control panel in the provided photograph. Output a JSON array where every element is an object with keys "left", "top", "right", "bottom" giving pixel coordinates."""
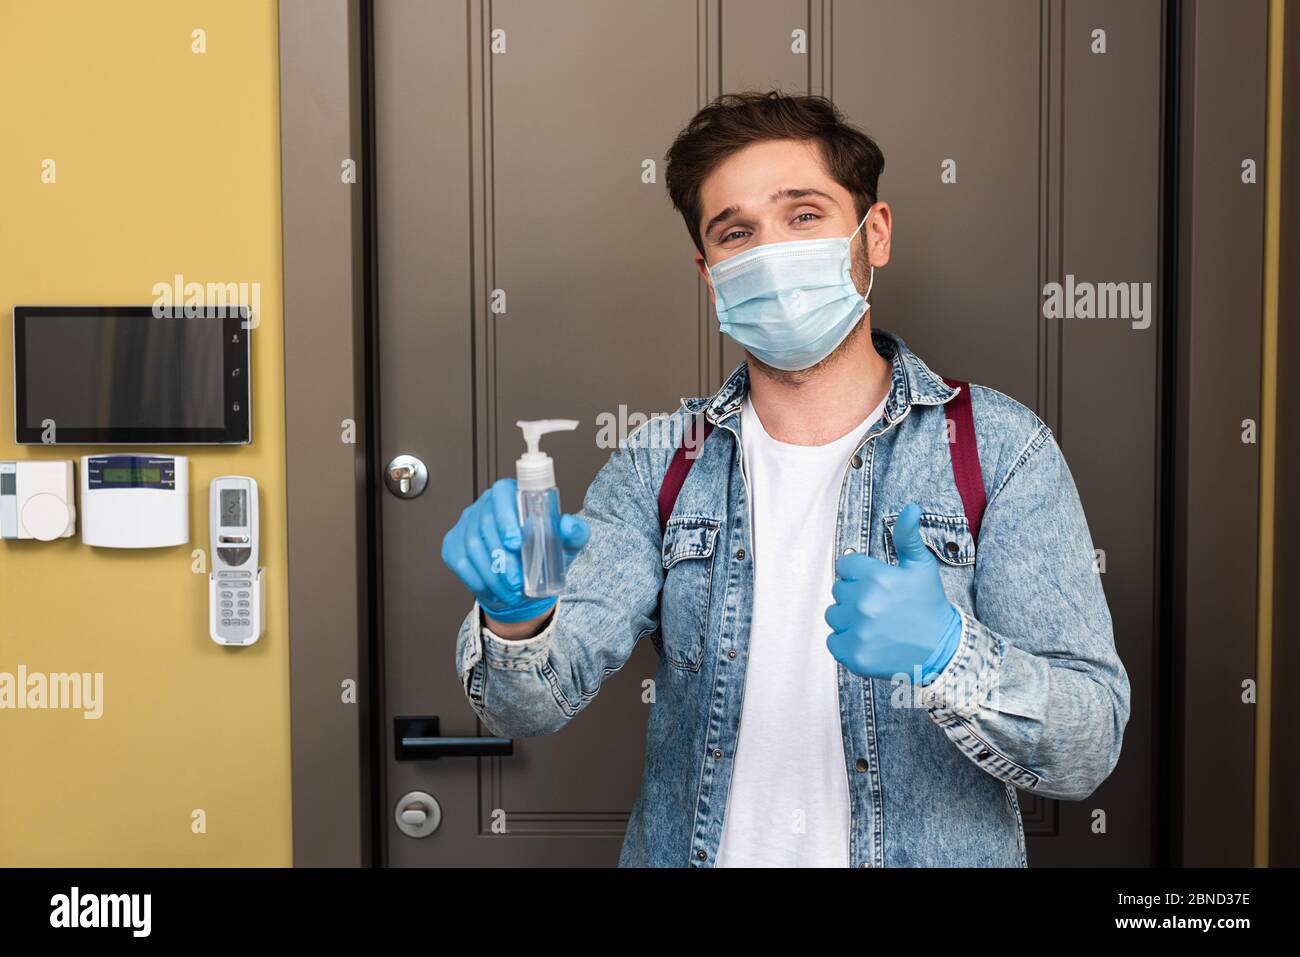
[
  {"left": 209, "top": 476, "right": 265, "bottom": 646},
  {"left": 81, "top": 454, "right": 189, "bottom": 548},
  {"left": 0, "top": 460, "right": 76, "bottom": 541}
]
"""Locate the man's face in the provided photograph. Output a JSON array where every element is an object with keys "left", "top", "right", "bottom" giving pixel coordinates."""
[{"left": 693, "top": 138, "right": 891, "bottom": 380}]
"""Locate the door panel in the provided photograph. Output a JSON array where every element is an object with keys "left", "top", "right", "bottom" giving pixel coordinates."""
[
  {"left": 373, "top": 0, "right": 481, "bottom": 867},
  {"left": 830, "top": 0, "right": 1161, "bottom": 864},
  {"left": 488, "top": 0, "right": 706, "bottom": 842},
  {"left": 833, "top": 0, "right": 1042, "bottom": 407},
  {"left": 376, "top": 0, "right": 705, "bottom": 866},
  {"left": 1053, "top": 0, "right": 1161, "bottom": 865}
]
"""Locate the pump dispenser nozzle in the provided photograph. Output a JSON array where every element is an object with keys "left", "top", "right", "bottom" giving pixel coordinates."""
[{"left": 516, "top": 419, "right": 579, "bottom": 491}]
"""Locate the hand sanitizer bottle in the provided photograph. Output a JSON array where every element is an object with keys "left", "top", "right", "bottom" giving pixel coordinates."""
[{"left": 515, "top": 419, "right": 579, "bottom": 598}]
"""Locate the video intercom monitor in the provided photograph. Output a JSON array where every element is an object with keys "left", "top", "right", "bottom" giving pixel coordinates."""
[{"left": 12, "top": 305, "right": 252, "bottom": 445}]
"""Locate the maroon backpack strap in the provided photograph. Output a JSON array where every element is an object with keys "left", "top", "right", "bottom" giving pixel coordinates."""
[
  {"left": 941, "top": 376, "right": 986, "bottom": 542},
  {"left": 658, "top": 414, "right": 715, "bottom": 534}
]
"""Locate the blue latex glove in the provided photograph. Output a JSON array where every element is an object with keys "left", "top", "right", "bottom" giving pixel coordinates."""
[
  {"left": 824, "top": 502, "right": 962, "bottom": 684},
  {"left": 441, "top": 477, "right": 590, "bottom": 624}
]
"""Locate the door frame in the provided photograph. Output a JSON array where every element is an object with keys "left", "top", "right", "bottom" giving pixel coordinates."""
[
  {"left": 278, "top": 0, "right": 379, "bottom": 867},
  {"left": 1267, "top": 0, "right": 1298, "bottom": 868}
]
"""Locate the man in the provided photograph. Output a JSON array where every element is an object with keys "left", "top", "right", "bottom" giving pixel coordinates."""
[{"left": 441, "top": 91, "right": 1130, "bottom": 867}]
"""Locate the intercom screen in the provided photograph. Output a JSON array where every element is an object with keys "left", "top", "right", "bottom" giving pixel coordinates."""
[{"left": 13, "top": 306, "right": 251, "bottom": 444}]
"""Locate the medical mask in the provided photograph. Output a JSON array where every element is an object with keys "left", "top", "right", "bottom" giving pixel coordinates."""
[{"left": 706, "top": 208, "right": 874, "bottom": 371}]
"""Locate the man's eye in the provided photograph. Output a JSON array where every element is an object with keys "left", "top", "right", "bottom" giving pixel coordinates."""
[
  {"left": 720, "top": 229, "right": 750, "bottom": 243},
  {"left": 793, "top": 212, "right": 820, "bottom": 224}
]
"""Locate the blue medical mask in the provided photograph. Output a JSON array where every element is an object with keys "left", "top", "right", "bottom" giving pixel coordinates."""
[{"left": 706, "top": 208, "right": 874, "bottom": 371}]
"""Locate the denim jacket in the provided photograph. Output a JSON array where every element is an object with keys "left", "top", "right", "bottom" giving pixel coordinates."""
[{"left": 454, "top": 329, "right": 1131, "bottom": 867}]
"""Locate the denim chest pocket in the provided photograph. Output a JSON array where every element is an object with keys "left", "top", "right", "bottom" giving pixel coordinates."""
[
  {"left": 657, "top": 516, "right": 721, "bottom": 672},
  {"left": 881, "top": 511, "right": 975, "bottom": 567}
]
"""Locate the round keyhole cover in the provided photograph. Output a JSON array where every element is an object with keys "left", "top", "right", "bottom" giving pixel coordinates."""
[
  {"left": 384, "top": 454, "right": 429, "bottom": 499},
  {"left": 394, "top": 790, "right": 442, "bottom": 838}
]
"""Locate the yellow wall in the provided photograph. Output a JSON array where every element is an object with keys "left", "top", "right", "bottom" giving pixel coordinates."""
[{"left": 0, "top": 1, "right": 290, "bottom": 865}]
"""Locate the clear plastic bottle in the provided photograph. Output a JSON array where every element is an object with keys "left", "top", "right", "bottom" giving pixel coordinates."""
[{"left": 515, "top": 419, "right": 579, "bottom": 597}]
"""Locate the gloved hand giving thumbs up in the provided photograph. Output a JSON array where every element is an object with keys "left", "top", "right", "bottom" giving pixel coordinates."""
[{"left": 824, "top": 502, "right": 963, "bottom": 684}]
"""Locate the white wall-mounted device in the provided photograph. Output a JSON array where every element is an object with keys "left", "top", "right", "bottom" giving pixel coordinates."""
[
  {"left": 80, "top": 454, "right": 189, "bottom": 548},
  {"left": 209, "top": 475, "right": 265, "bottom": 646},
  {"left": 0, "top": 460, "right": 76, "bottom": 541}
]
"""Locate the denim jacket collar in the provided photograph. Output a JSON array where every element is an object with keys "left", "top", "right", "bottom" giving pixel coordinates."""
[{"left": 679, "top": 328, "right": 959, "bottom": 426}]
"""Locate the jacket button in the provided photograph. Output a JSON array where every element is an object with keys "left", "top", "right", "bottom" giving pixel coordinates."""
[
  {"left": 843, "top": 547, "right": 855, "bottom": 555},
  {"left": 978, "top": 749, "right": 991, "bottom": 760},
  {"left": 713, "top": 748, "right": 723, "bottom": 759},
  {"left": 854, "top": 758, "right": 869, "bottom": 772},
  {"left": 697, "top": 850, "right": 707, "bottom": 861},
  {"left": 727, "top": 650, "right": 737, "bottom": 659},
  {"left": 851, "top": 454, "right": 863, "bottom": 469},
  {"left": 735, "top": 548, "right": 746, "bottom": 560},
  {"left": 945, "top": 541, "right": 959, "bottom": 554}
]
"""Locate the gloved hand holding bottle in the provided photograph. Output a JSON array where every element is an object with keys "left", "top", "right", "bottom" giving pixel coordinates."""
[
  {"left": 824, "top": 502, "right": 963, "bottom": 684},
  {"left": 441, "top": 420, "right": 590, "bottom": 633},
  {"left": 441, "top": 476, "right": 590, "bottom": 628}
]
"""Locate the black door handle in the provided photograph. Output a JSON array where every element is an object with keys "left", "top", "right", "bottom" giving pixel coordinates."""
[{"left": 394, "top": 716, "right": 513, "bottom": 761}]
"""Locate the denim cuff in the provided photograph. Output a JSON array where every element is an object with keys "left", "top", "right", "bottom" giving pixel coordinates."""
[
  {"left": 917, "top": 605, "right": 1003, "bottom": 718},
  {"left": 475, "top": 600, "right": 557, "bottom": 671}
]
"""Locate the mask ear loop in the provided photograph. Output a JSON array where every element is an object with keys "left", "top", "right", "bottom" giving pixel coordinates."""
[
  {"left": 850, "top": 206, "right": 872, "bottom": 241},
  {"left": 851, "top": 205, "right": 875, "bottom": 311}
]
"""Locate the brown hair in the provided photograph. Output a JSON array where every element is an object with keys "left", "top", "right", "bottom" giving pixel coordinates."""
[{"left": 664, "top": 90, "right": 886, "bottom": 257}]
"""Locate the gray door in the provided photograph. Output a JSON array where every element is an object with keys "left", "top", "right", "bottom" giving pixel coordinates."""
[{"left": 372, "top": 0, "right": 1161, "bottom": 866}]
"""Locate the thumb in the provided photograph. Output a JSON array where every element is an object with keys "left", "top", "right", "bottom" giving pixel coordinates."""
[
  {"left": 893, "top": 503, "right": 934, "bottom": 568},
  {"left": 559, "top": 514, "right": 590, "bottom": 552}
]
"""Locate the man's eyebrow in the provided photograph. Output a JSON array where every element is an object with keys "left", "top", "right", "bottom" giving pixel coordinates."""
[{"left": 702, "top": 187, "right": 839, "bottom": 239}]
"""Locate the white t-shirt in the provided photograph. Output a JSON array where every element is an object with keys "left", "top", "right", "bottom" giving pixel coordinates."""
[{"left": 714, "top": 391, "right": 887, "bottom": 868}]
